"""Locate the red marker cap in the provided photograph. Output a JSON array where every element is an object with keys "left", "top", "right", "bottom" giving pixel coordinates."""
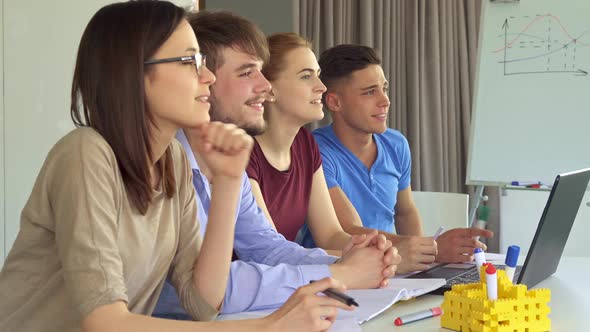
[
  {"left": 393, "top": 307, "right": 442, "bottom": 326},
  {"left": 486, "top": 264, "right": 497, "bottom": 274}
]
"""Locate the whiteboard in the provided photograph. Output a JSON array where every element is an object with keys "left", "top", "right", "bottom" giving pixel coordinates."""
[
  {"left": 0, "top": 0, "right": 4, "bottom": 267},
  {"left": 467, "top": 0, "right": 590, "bottom": 185}
]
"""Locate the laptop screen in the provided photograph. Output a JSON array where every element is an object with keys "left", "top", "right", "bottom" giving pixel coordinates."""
[
  {"left": 517, "top": 168, "right": 590, "bottom": 287},
  {"left": 407, "top": 168, "right": 590, "bottom": 290}
]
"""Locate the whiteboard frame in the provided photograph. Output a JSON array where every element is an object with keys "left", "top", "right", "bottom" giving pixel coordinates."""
[{"left": 466, "top": 0, "right": 590, "bottom": 186}]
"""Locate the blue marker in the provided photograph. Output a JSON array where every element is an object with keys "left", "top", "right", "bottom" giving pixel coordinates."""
[
  {"left": 504, "top": 245, "right": 520, "bottom": 283},
  {"left": 474, "top": 248, "right": 486, "bottom": 278}
]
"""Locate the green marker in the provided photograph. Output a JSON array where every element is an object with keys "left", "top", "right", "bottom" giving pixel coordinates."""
[{"left": 474, "top": 205, "right": 490, "bottom": 240}]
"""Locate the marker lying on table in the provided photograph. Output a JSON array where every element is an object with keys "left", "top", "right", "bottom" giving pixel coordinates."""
[
  {"left": 504, "top": 245, "right": 520, "bottom": 283},
  {"left": 309, "top": 280, "right": 359, "bottom": 307},
  {"left": 394, "top": 307, "right": 442, "bottom": 326},
  {"left": 510, "top": 181, "right": 541, "bottom": 186},
  {"left": 510, "top": 181, "right": 546, "bottom": 189}
]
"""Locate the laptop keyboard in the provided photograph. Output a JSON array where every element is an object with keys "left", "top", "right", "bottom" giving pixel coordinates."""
[
  {"left": 448, "top": 268, "right": 480, "bottom": 285},
  {"left": 448, "top": 265, "right": 523, "bottom": 286}
]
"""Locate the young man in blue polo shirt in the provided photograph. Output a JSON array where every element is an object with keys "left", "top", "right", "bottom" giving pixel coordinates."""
[{"left": 312, "top": 44, "right": 493, "bottom": 273}]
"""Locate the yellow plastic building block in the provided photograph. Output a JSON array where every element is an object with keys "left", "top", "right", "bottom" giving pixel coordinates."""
[{"left": 441, "top": 266, "right": 551, "bottom": 332}]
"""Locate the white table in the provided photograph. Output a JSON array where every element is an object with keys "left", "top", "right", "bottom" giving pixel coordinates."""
[{"left": 362, "top": 257, "right": 590, "bottom": 331}]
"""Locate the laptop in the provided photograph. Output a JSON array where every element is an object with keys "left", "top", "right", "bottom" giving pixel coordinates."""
[{"left": 408, "top": 168, "right": 590, "bottom": 295}]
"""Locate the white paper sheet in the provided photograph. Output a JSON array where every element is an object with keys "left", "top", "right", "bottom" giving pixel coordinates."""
[
  {"left": 217, "top": 278, "right": 446, "bottom": 327},
  {"left": 336, "top": 278, "right": 446, "bottom": 324},
  {"left": 217, "top": 310, "right": 360, "bottom": 332}
]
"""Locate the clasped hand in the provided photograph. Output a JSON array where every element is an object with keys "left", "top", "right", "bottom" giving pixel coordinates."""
[{"left": 332, "top": 231, "right": 401, "bottom": 289}]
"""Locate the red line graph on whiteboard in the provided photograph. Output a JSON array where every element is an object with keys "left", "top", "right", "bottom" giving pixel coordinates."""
[
  {"left": 493, "top": 13, "right": 590, "bottom": 54},
  {"left": 494, "top": 14, "right": 590, "bottom": 76}
]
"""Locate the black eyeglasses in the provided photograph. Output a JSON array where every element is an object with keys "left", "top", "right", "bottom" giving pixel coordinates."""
[{"left": 144, "top": 53, "right": 207, "bottom": 77}]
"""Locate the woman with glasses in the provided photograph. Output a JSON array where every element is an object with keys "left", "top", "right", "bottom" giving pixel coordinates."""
[{"left": 0, "top": 2, "right": 352, "bottom": 332}]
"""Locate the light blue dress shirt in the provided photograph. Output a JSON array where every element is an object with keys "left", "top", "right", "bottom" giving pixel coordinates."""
[{"left": 152, "top": 130, "right": 337, "bottom": 316}]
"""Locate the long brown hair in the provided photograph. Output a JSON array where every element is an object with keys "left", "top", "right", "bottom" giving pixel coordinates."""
[
  {"left": 263, "top": 32, "right": 312, "bottom": 81},
  {"left": 70, "top": 0, "right": 185, "bottom": 214}
]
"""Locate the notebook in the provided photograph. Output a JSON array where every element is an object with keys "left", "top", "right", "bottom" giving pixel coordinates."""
[
  {"left": 338, "top": 278, "right": 446, "bottom": 324},
  {"left": 408, "top": 168, "right": 590, "bottom": 294}
]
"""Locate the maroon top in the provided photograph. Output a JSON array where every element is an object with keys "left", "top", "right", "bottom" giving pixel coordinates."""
[{"left": 247, "top": 127, "right": 322, "bottom": 241}]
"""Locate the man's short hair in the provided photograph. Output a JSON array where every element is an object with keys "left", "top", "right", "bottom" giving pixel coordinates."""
[
  {"left": 187, "top": 11, "right": 269, "bottom": 72},
  {"left": 318, "top": 44, "right": 381, "bottom": 93}
]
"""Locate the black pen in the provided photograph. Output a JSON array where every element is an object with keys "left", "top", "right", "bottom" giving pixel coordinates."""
[{"left": 309, "top": 280, "right": 359, "bottom": 307}]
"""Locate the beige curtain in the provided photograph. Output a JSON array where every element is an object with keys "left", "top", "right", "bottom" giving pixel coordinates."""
[
  {"left": 296, "top": 0, "right": 482, "bottom": 193},
  {"left": 295, "top": 0, "right": 501, "bottom": 250}
]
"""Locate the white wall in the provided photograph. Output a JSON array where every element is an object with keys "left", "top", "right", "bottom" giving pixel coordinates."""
[
  {"left": 0, "top": 0, "right": 194, "bottom": 267},
  {"left": 3, "top": 0, "right": 113, "bottom": 267},
  {"left": 1, "top": 0, "right": 5, "bottom": 267},
  {"left": 205, "top": 0, "right": 296, "bottom": 34},
  {"left": 500, "top": 189, "right": 590, "bottom": 257}
]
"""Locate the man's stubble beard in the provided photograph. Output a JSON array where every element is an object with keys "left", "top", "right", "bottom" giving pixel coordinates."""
[{"left": 208, "top": 97, "right": 267, "bottom": 136}]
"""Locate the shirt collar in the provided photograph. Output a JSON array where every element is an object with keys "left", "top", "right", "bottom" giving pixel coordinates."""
[{"left": 175, "top": 129, "right": 201, "bottom": 172}]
